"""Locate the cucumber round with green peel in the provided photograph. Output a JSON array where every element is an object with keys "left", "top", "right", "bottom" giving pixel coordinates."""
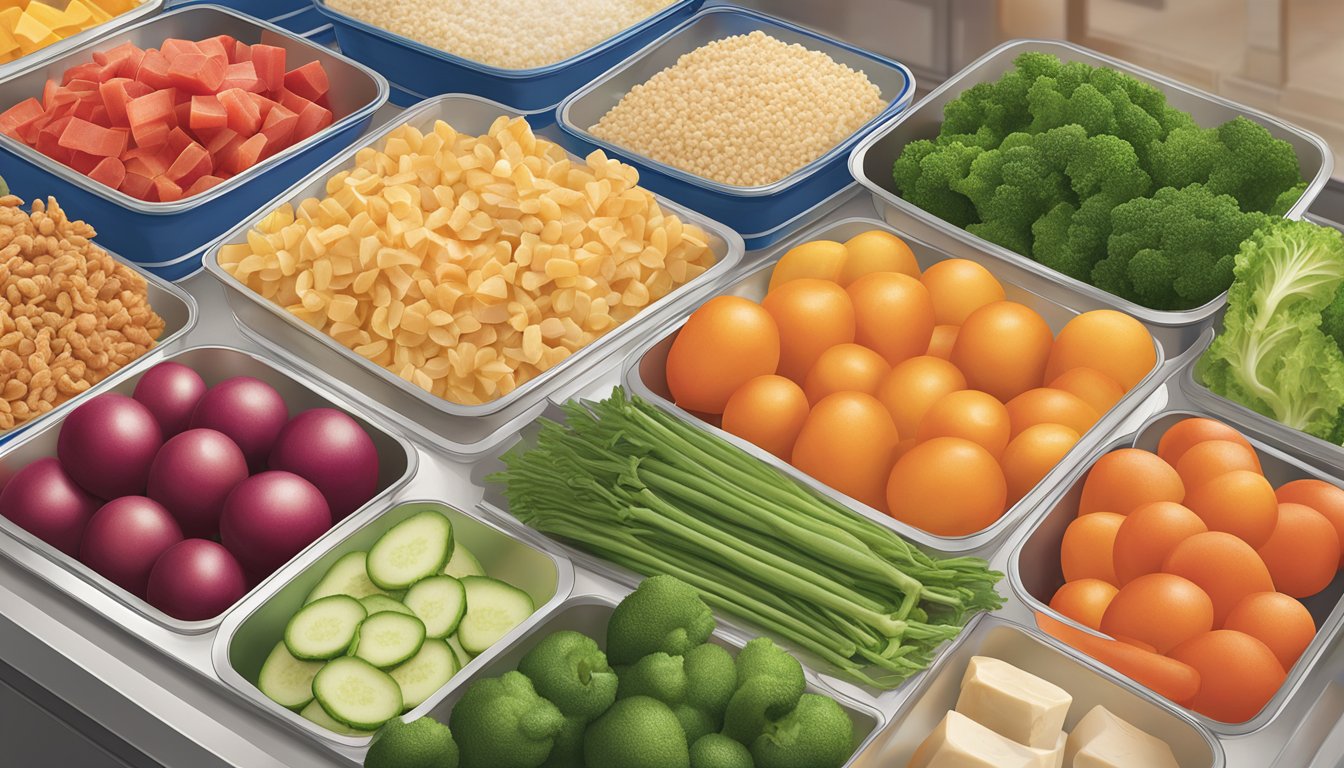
[
  {"left": 366, "top": 511, "right": 454, "bottom": 590},
  {"left": 389, "top": 639, "right": 459, "bottom": 710},
  {"left": 313, "top": 656, "right": 403, "bottom": 730},
  {"left": 350, "top": 611, "right": 426, "bottom": 668},
  {"left": 299, "top": 700, "right": 375, "bottom": 737},
  {"left": 442, "top": 543, "right": 485, "bottom": 578},
  {"left": 258, "top": 641, "right": 325, "bottom": 710},
  {"left": 402, "top": 575, "right": 467, "bottom": 639},
  {"left": 361, "top": 594, "right": 414, "bottom": 617},
  {"left": 446, "top": 634, "right": 474, "bottom": 668},
  {"left": 304, "top": 551, "right": 386, "bottom": 604},
  {"left": 457, "top": 576, "right": 535, "bottom": 655},
  {"left": 285, "top": 595, "right": 367, "bottom": 660}
]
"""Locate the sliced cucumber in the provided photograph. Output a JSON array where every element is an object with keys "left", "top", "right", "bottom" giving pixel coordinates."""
[
  {"left": 361, "top": 594, "right": 414, "bottom": 617},
  {"left": 312, "top": 656, "right": 403, "bottom": 730},
  {"left": 258, "top": 641, "right": 325, "bottom": 710},
  {"left": 402, "top": 575, "right": 467, "bottom": 639},
  {"left": 300, "top": 700, "right": 375, "bottom": 737},
  {"left": 366, "top": 511, "right": 454, "bottom": 590},
  {"left": 446, "top": 634, "right": 474, "bottom": 668},
  {"left": 457, "top": 576, "right": 534, "bottom": 655},
  {"left": 350, "top": 611, "right": 426, "bottom": 668},
  {"left": 442, "top": 543, "right": 485, "bottom": 578},
  {"left": 305, "top": 551, "right": 386, "bottom": 604},
  {"left": 389, "top": 639, "right": 459, "bottom": 710},
  {"left": 285, "top": 595, "right": 367, "bottom": 660}
]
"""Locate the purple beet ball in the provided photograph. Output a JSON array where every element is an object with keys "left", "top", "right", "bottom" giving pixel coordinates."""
[
  {"left": 147, "top": 428, "right": 249, "bottom": 538},
  {"left": 190, "top": 376, "right": 289, "bottom": 473},
  {"left": 132, "top": 362, "right": 207, "bottom": 437},
  {"left": 0, "top": 457, "right": 100, "bottom": 556},
  {"left": 220, "top": 471, "right": 331, "bottom": 579},
  {"left": 80, "top": 496, "right": 183, "bottom": 598},
  {"left": 57, "top": 393, "right": 163, "bottom": 499},
  {"left": 146, "top": 539, "right": 248, "bottom": 621},
  {"left": 269, "top": 408, "right": 380, "bottom": 520}
]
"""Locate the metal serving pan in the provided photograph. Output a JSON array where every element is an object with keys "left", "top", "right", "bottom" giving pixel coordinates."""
[
  {"left": 0, "top": 236, "right": 197, "bottom": 446},
  {"left": 203, "top": 92, "right": 744, "bottom": 427},
  {"left": 848, "top": 38, "right": 1334, "bottom": 357},
  {"left": 0, "top": 0, "right": 163, "bottom": 80},
  {"left": 214, "top": 499, "right": 571, "bottom": 755},
  {"left": 314, "top": 0, "right": 702, "bottom": 112},
  {"left": 855, "top": 613, "right": 1223, "bottom": 766},
  {"left": 0, "top": 4, "right": 389, "bottom": 265},
  {"left": 558, "top": 5, "right": 916, "bottom": 240},
  {"left": 1009, "top": 403, "right": 1344, "bottom": 735},
  {"left": 624, "top": 216, "right": 1168, "bottom": 555},
  {"left": 0, "top": 345, "right": 417, "bottom": 635},
  {"left": 164, "top": 0, "right": 332, "bottom": 44}
]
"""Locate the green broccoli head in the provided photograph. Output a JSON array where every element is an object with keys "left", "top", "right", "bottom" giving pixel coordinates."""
[
  {"left": 619, "top": 652, "right": 689, "bottom": 704},
  {"left": 749, "top": 695, "right": 853, "bottom": 768},
  {"left": 516, "top": 630, "right": 617, "bottom": 723},
  {"left": 892, "top": 139, "right": 982, "bottom": 228},
  {"left": 1270, "top": 181, "right": 1309, "bottom": 217},
  {"left": 538, "top": 716, "right": 585, "bottom": 768},
  {"left": 365, "top": 717, "right": 459, "bottom": 768},
  {"left": 1031, "top": 193, "right": 1119, "bottom": 281},
  {"left": 721, "top": 640, "right": 806, "bottom": 745},
  {"left": 607, "top": 576, "right": 715, "bottom": 667},
  {"left": 617, "top": 643, "right": 738, "bottom": 741},
  {"left": 683, "top": 643, "right": 737, "bottom": 726},
  {"left": 1148, "top": 116, "right": 1303, "bottom": 214},
  {"left": 448, "top": 671, "right": 564, "bottom": 768},
  {"left": 689, "top": 734, "right": 754, "bottom": 768},
  {"left": 583, "top": 696, "right": 690, "bottom": 768}
]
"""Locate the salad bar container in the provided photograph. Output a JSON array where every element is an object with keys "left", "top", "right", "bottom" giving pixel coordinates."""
[
  {"left": 0, "top": 0, "right": 165, "bottom": 80},
  {"left": 164, "top": 0, "right": 333, "bottom": 43}
]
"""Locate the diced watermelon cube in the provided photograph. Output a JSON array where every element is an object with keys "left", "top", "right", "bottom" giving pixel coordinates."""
[
  {"left": 65, "top": 79, "right": 100, "bottom": 94},
  {"left": 99, "top": 78, "right": 133, "bottom": 127},
  {"left": 247, "top": 92, "right": 275, "bottom": 122},
  {"left": 41, "top": 79, "right": 58, "bottom": 110},
  {"left": 61, "top": 62, "right": 101, "bottom": 86},
  {"left": 259, "top": 102, "right": 297, "bottom": 151},
  {"left": 167, "top": 52, "right": 226, "bottom": 95},
  {"left": 94, "top": 41, "right": 145, "bottom": 79},
  {"left": 122, "top": 150, "right": 168, "bottom": 178},
  {"left": 135, "top": 50, "right": 173, "bottom": 90},
  {"left": 59, "top": 117, "right": 128, "bottom": 157},
  {"left": 17, "top": 111, "right": 51, "bottom": 145},
  {"left": 220, "top": 61, "right": 260, "bottom": 93},
  {"left": 88, "top": 155, "right": 125, "bottom": 189},
  {"left": 213, "top": 132, "right": 246, "bottom": 170},
  {"left": 159, "top": 38, "right": 202, "bottom": 59},
  {"left": 248, "top": 44, "right": 285, "bottom": 94},
  {"left": 119, "top": 169, "right": 154, "bottom": 199},
  {"left": 197, "top": 35, "right": 230, "bottom": 65},
  {"left": 226, "top": 133, "right": 266, "bottom": 175},
  {"left": 188, "top": 94, "right": 227, "bottom": 131},
  {"left": 283, "top": 61, "right": 328, "bottom": 102},
  {"left": 184, "top": 174, "right": 224, "bottom": 197},
  {"left": 36, "top": 116, "right": 74, "bottom": 163},
  {"left": 202, "top": 126, "right": 237, "bottom": 156},
  {"left": 70, "top": 97, "right": 100, "bottom": 121},
  {"left": 68, "top": 151, "right": 102, "bottom": 175},
  {"left": 125, "top": 88, "right": 175, "bottom": 146},
  {"left": 231, "top": 40, "right": 251, "bottom": 63},
  {"left": 165, "top": 126, "right": 193, "bottom": 155},
  {"left": 173, "top": 100, "right": 190, "bottom": 129},
  {"left": 152, "top": 174, "right": 184, "bottom": 202},
  {"left": 0, "top": 97, "right": 42, "bottom": 138},
  {"left": 217, "top": 87, "right": 261, "bottom": 135},
  {"left": 292, "top": 101, "right": 332, "bottom": 142},
  {"left": 164, "top": 141, "right": 211, "bottom": 186}
]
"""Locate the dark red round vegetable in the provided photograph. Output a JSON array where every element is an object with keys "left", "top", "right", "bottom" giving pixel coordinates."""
[
  {"left": 146, "top": 539, "right": 248, "bottom": 621},
  {"left": 147, "top": 428, "right": 249, "bottom": 538},
  {"left": 190, "top": 376, "right": 289, "bottom": 473},
  {"left": 0, "top": 457, "right": 100, "bottom": 556},
  {"left": 132, "top": 362, "right": 207, "bottom": 437},
  {"left": 57, "top": 393, "right": 163, "bottom": 498},
  {"left": 269, "top": 408, "right": 380, "bottom": 520},
  {"left": 80, "top": 496, "right": 182, "bottom": 598},
  {"left": 219, "top": 470, "right": 331, "bottom": 578}
]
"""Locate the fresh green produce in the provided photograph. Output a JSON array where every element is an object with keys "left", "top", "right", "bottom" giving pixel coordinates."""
[
  {"left": 368, "top": 510, "right": 455, "bottom": 590},
  {"left": 616, "top": 646, "right": 737, "bottom": 743},
  {"left": 891, "top": 51, "right": 1305, "bottom": 310},
  {"left": 1197, "top": 220, "right": 1344, "bottom": 440},
  {"left": 584, "top": 696, "right": 690, "bottom": 768},
  {"left": 516, "top": 631, "right": 618, "bottom": 722},
  {"left": 301, "top": 700, "right": 374, "bottom": 737},
  {"left": 392, "top": 641, "right": 461, "bottom": 710},
  {"left": 721, "top": 639, "right": 806, "bottom": 744},
  {"left": 404, "top": 576, "right": 468, "bottom": 639},
  {"left": 449, "top": 671, "right": 566, "bottom": 768},
  {"left": 458, "top": 577, "right": 536, "bottom": 655},
  {"left": 749, "top": 694, "right": 852, "bottom": 768},
  {"left": 494, "top": 391, "right": 1004, "bottom": 688},
  {"left": 607, "top": 575, "right": 716, "bottom": 666},
  {"left": 351, "top": 612, "right": 428, "bottom": 669},
  {"left": 689, "top": 733, "right": 753, "bottom": 768},
  {"left": 313, "top": 657, "right": 404, "bottom": 730},
  {"left": 258, "top": 642, "right": 323, "bottom": 710},
  {"left": 286, "top": 595, "right": 367, "bottom": 660},
  {"left": 366, "top": 717, "right": 459, "bottom": 768}
]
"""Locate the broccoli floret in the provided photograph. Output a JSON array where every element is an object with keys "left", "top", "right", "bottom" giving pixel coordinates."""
[
  {"left": 616, "top": 644, "right": 738, "bottom": 742},
  {"left": 607, "top": 576, "right": 715, "bottom": 667},
  {"left": 583, "top": 696, "right": 690, "bottom": 768},
  {"left": 539, "top": 716, "right": 585, "bottom": 768},
  {"left": 1065, "top": 134, "right": 1151, "bottom": 201},
  {"left": 891, "top": 139, "right": 982, "bottom": 228},
  {"left": 749, "top": 695, "right": 852, "bottom": 768},
  {"left": 619, "top": 653, "right": 688, "bottom": 704},
  {"left": 1032, "top": 193, "right": 1121, "bottom": 281},
  {"left": 1270, "top": 181, "right": 1309, "bottom": 217},
  {"left": 365, "top": 717, "right": 459, "bottom": 768},
  {"left": 516, "top": 630, "right": 617, "bottom": 723},
  {"left": 684, "top": 644, "right": 737, "bottom": 728},
  {"left": 721, "top": 639, "right": 805, "bottom": 744},
  {"left": 689, "top": 734, "right": 754, "bottom": 768},
  {"left": 449, "top": 672, "right": 564, "bottom": 768},
  {"left": 1149, "top": 117, "right": 1303, "bottom": 213}
]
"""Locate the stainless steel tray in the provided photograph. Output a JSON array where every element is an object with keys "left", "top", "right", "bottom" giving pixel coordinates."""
[
  {"left": 848, "top": 38, "right": 1335, "bottom": 358},
  {"left": 203, "top": 92, "right": 745, "bottom": 450},
  {"left": 0, "top": 0, "right": 164, "bottom": 81},
  {"left": 623, "top": 215, "right": 1169, "bottom": 555}
]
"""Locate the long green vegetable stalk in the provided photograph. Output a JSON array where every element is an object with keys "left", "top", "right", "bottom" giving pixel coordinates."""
[{"left": 492, "top": 389, "right": 1004, "bottom": 688}]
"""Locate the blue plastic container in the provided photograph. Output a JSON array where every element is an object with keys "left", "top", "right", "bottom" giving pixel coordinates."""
[
  {"left": 0, "top": 5, "right": 387, "bottom": 267},
  {"left": 314, "top": 0, "right": 703, "bottom": 111},
  {"left": 165, "top": 0, "right": 332, "bottom": 43},
  {"left": 556, "top": 6, "right": 915, "bottom": 239}
]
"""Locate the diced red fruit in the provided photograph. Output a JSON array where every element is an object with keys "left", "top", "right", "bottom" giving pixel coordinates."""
[
  {"left": 227, "top": 133, "right": 267, "bottom": 175},
  {"left": 259, "top": 103, "right": 297, "bottom": 150},
  {"left": 184, "top": 174, "right": 224, "bottom": 196},
  {"left": 165, "top": 141, "right": 211, "bottom": 186},
  {"left": 125, "top": 88, "right": 175, "bottom": 147},
  {"left": 231, "top": 40, "right": 251, "bottom": 63},
  {"left": 248, "top": 44, "right": 286, "bottom": 94},
  {"left": 293, "top": 101, "right": 332, "bottom": 142},
  {"left": 216, "top": 87, "right": 261, "bottom": 135},
  {"left": 152, "top": 174, "right": 183, "bottom": 203},
  {"left": 188, "top": 94, "right": 227, "bottom": 131},
  {"left": 0, "top": 98, "right": 43, "bottom": 138},
  {"left": 62, "top": 62, "right": 102, "bottom": 86},
  {"left": 120, "top": 170, "right": 155, "bottom": 199},
  {"left": 93, "top": 42, "right": 146, "bottom": 79},
  {"left": 135, "top": 50, "right": 173, "bottom": 91},
  {"left": 196, "top": 36, "right": 230, "bottom": 65},
  {"left": 220, "top": 61, "right": 261, "bottom": 93},
  {"left": 282, "top": 61, "right": 328, "bottom": 102},
  {"left": 68, "top": 151, "right": 102, "bottom": 175},
  {"left": 159, "top": 39, "right": 202, "bottom": 59},
  {"left": 167, "top": 52, "right": 226, "bottom": 96},
  {"left": 88, "top": 156, "right": 126, "bottom": 189},
  {"left": 58, "top": 117, "right": 128, "bottom": 157}
]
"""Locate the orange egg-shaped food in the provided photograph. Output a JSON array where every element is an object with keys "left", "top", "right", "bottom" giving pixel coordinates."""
[
  {"left": 791, "top": 392, "right": 899, "bottom": 511},
  {"left": 839, "top": 230, "right": 919, "bottom": 284},
  {"left": 1049, "top": 367, "right": 1126, "bottom": 415},
  {"left": 1001, "top": 423, "right": 1080, "bottom": 503},
  {"left": 1044, "top": 310, "right": 1156, "bottom": 391},
  {"left": 1156, "top": 417, "right": 1256, "bottom": 468},
  {"left": 1112, "top": 502, "right": 1207, "bottom": 585},
  {"left": 1163, "top": 532, "right": 1275, "bottom": 626},
  {"left": 1184, "top": 470, "right": 1279, "bottom": 548},
  {"left": 761, "top": 278, "right": 856, "bottom": 381},
  {"left": 916, "top": 389, "right": 1012, "bottom": 459},
  {"left": 1100, "top": 573, "right": 1214, "bottom": 654},
  {"left": 721, "top": 375, "right": 810, "bottom": 459},
  {"left": 1224, "top": 592, "right": 1316, "bottom": 671},
  {"left": 1276, "top": 479, "right": 1344, "bottom": 567},
  {"left": 666, "top": 296, "right": 780, "bottom": 414},
  {"left": 1049, "top": 578, "right": 1118, "bottom": 631},
  {"left": 1175, "top": 439, "right": 1263, "bottom": 492},
  {"left": 846, "top": 272, "right": 935, "bottom": 366},
  {"left": 801, "top": 343, "right": 891, "bottom": 404},
  {"left": 876, "top": 356, "right": 966, "bottom": 438},
  {"left": 919, "top": 259, "right": 1005, "bottom": 326},
  {"left": 1077, "top": 449, "right": 1184, "bottom": 516},
  {"left": 927, "top": 324, "right": 958, "bottom": 360},
  {"left": 1061, "top": 511, "right": 1125, "bottom": 584},
  {"left": 1169, "top": 630, "right": 1285, "bottom": 723},
  {"left": 1004, "top": 388, "right": 1100, "bottom": 438},
  {"left": 768, "top": 240, "right": 848, "bottom": 291},
  {"left": 1256, "top": 503, "right": 1341, "bottom": 598},
  {"left": 886, "top": 437, "right": 1007, "bottom": 537},
  {"left": 950, "top": 301, "right": 1054, "bottom": 402}
]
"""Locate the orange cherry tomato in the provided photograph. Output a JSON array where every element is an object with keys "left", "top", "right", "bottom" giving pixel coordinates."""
[
  {"left": 950, "top": 301, "right": 1054, "bottom": 402},
  {"left": 761, "top": 278, "right": 856, "bottom": 381},
  {"left": 1100, "top": 573, "right": 1213, "bottom": 654},
  {"left": 875, "top": 356, "right": 966, "bottom": 438},
  {"left": 839, "top": 230, "right": 920, "bottom": 284},
  {"left": 1156, "top": 417, "right": 1256, "bottom": 468},
  {"left": 721, "top": 375, "right": 810, "bottom": 459},
  {"left": 926, "top": 324, "right": 958, "bottom": 360},
  {"left": 1169, "top": 630, "right": 1285, "bottom": 723},
  {"left": 919, "top": 258, "right": 1005, "bottom": 326},
  {"left": 916, "top": 389, "right": 1012, "bottom": 458},
  {"left": 801, "top": 343, "right": 891, "bottom": 405},
  {"left": 1037, "top": 613, "right": 1201, "bottom": 705},
  {"left": 1044, "top": 310, "right": 1156, "bottom": 390},
  {"left": 1276, "top": 479, "right": 1344, "bottom": 568},
  {"left": 1256, "top": 503, "right": 1341, "bottom": 598},
  {"left": 1049, "top": 367, "right": 1125, "bottom": 415},
  {"left": 1004, "top": 388, "right": 1099, "bottom": 438},
  {"left": 886, "top": 437, "right": 1006, "bottom": 536},
  {"left": 1163, "top": 532, "right": 1275, "bottom": 626},
  {"left": 1060, "top": 511, "right": 1125, "bottom": 585},
  {"left": 791, "top": 392, "right": 898, "bottom": 511},
  {"left": 1175, "top": 439, "right": 1263, "bottom": 492},
  {"left": 768, "top": 240, "right": 847, "bottom": 292},
  {"left": 1077, "top": 449, "right": 1184, "bottom": 516},
  {"left": 666, "top": 296, "right": 779, "bottom": 414},
  {"left": 846, "top": 272, "right": 935, "bottom": 366},
  {"left": 1112, "top": 502, "right": 1207, "bottom": 586},
  {"left": 1184, "top": 470, "right": 1279, "bottom": 548},
  {"left": 1049, "top": 578, "right": 1118, "bottom": 631},
  {"left": 1000, "top": 423, "right": 1080, "bottom": 503},
  {"left": 1224, "top": 592, "right": 1317, "bottom": 671}
]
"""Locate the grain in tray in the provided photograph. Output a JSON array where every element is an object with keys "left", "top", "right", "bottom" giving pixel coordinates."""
[
  {"left": 219, "top": 115, "right": 716, "bottom": 406},
  {"left": 589, "top": 30, "right": 886, "bottom": 187}
]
